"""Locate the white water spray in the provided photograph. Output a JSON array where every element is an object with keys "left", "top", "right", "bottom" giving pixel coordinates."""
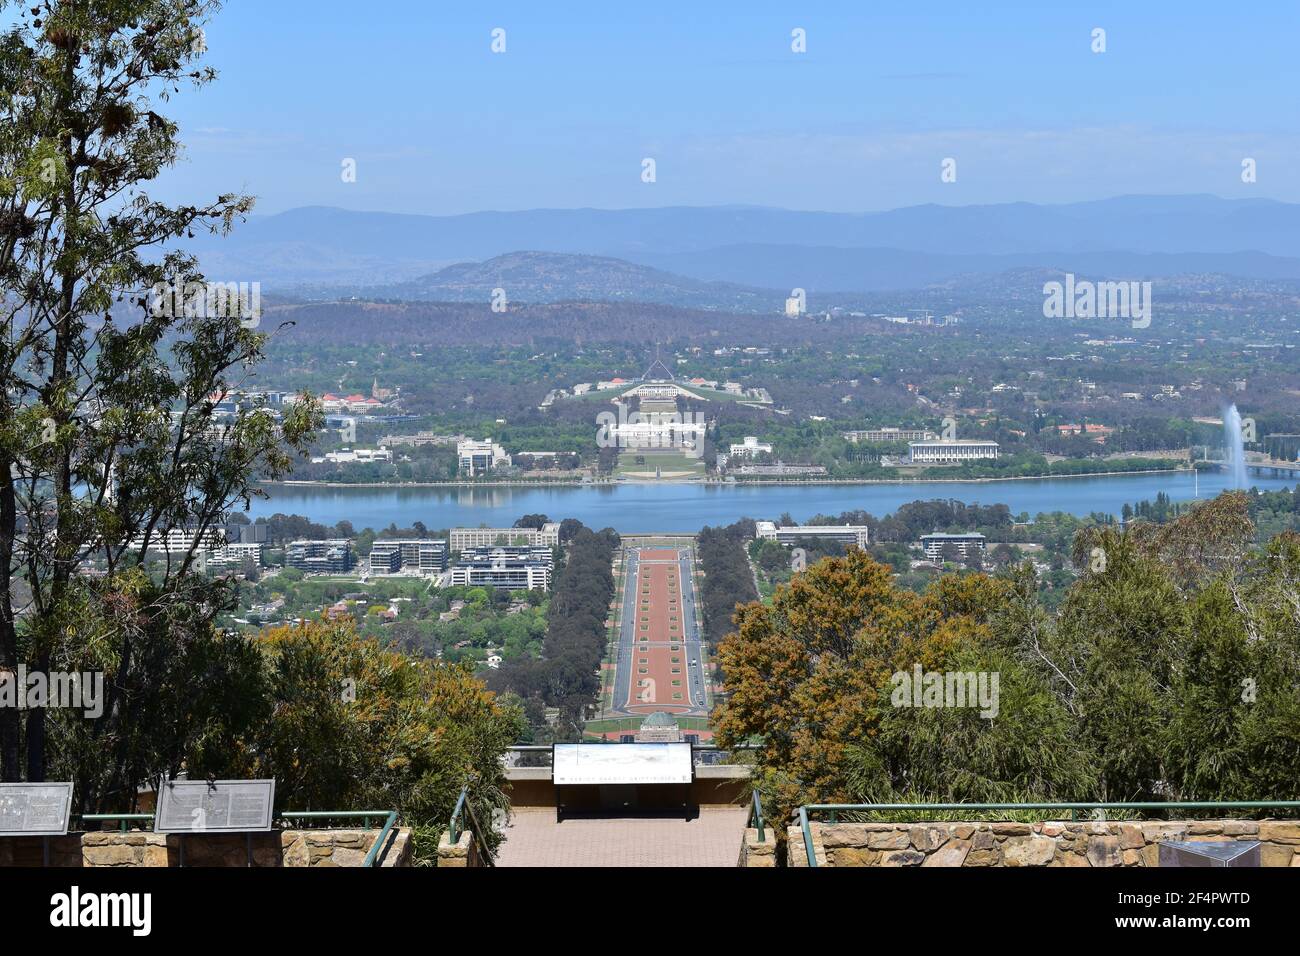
[{"left": 1223, "top": 404, "right": 1247, "bottom": 489}]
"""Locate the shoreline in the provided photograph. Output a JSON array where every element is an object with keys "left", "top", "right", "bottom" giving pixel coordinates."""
[{"left": 257, "top": 466, "right": 1195, "bottom": 490}]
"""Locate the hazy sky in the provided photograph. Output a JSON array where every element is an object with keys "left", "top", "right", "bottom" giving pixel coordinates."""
[{"left": 151, "top": 0, "right": 1300, "bottom": 215}]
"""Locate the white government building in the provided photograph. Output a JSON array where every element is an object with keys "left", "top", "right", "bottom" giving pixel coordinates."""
[
  {"left": 920, "top": 532, "right": 988, "bottom": 561},
  {"left": 908, "top": 440, "right": 1001, "bottom": 464},
  {"left": 728, "top": 436, "right": 773, "bottom": 457},
  {"left": 755, "top": 521, "right": 870, "bottom": 549},
  {"left": 457, "top": 439, "right": 512, "bottom": 474}
]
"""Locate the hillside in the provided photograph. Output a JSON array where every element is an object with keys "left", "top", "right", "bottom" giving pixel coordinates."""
[{"left": 360, "top": 251, "right": 780, "bottom": 310}]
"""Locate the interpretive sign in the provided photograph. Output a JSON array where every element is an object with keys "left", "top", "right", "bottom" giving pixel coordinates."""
[
  {"left": 552, "top": 743, "right": 693, "bottom": 786},
  {"left": 155, "top": 779, "right": 276, "bottom": 833},
  {"left": 0, "top": 783, "right": 74, "bottom": 837}
]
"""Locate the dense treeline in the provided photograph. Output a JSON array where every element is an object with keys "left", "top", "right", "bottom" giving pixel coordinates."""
[
  {"left": 698, "top": 519, "right": 760, "bottom": 647},
  {"left": 805, "top": 500, "right": 1016, "bottom": 543},
  {"left": 272, "top": 300, "right": 908, "bottom": 349},
  {"left": 1124, "top": 486, "right": 1300, "bottom": 541},
  {"left": 489, "top": 524, "right": 620, "bottom": 738},
  {"left": 717, "top": 493, "right": 1300, "bottom": 859}
]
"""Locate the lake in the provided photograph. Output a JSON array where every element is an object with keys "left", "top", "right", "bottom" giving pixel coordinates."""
[{"left": 246, "top": 470, "right": 1297, "bottom": 533}]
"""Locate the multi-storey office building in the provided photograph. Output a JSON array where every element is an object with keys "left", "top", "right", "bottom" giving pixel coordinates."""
[
  {"left": 450, "top": 523, "right": 560, "bottom": 550},
  {"left": 754, "top": 521, "right": 870, "bottom": 549},
  {"left": 368, "top": 539, "right": 449, "bottom": 575},
  {"left": 457, "top": 439, "right": 511, "bottom": 474},
  {"left": 920, "top": 532, "right": 987, "bottom": 561},
  {"left": 843, "top": 427, "right": 936, "bottom": 443},
  {"left": 448, "top": 546, "right": 554, "bottom": 590},
  {"left": 285, "top": 539, "right": 354, "bottom": 574}
]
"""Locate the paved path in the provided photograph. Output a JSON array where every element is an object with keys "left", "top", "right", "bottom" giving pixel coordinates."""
[{"left": 494, "top": 807, "right": 747, "bottom": 867}]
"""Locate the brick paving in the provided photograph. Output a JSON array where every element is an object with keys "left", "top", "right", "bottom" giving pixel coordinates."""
[{"left": 494, "top": 807, "right": 748, "bottom": 867}]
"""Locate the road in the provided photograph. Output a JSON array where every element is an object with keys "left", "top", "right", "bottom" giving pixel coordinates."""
[{"left": 607, "top": 545, "right": 707, "bottom": 719}]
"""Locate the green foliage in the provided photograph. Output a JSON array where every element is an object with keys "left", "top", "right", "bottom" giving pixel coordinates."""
[
  {"left": 489, "top": 524, "right": 619, "bottom": 738},
  {"left": 698, "top": 520, "right": 759, "bottom": 644},
  {"left": 719, "top": 492, "right": 1300, "bottom": 853},
  {"left": 0, "top": 0, "right": 321, "bottom": 782},
  {"left": 235, "top": 619, "right": 524, "bottom": 857}
]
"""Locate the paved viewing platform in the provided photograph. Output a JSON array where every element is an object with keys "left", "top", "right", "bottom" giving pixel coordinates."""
[{"left": 495, "top": 807, "right": 748, "bottom": 867}]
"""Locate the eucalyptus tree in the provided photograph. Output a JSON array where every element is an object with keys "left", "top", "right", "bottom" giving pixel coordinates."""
[{"left": 0, "top": 0, "right": 318, "bottom": 799}]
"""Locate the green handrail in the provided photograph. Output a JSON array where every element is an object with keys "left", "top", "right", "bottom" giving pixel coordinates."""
[
  {"left": 750, "top": 790, "right": 765, "bottom": 843},
  {"left": 281, "top": 811, "right": 400, "bottom": 867},
  {"left": 79, "top": 813, "right": 155, "bottom": 833},
  {"left": 799, "top": 806, "right": 814, "bottom": 866},
  {"left": 448, "top": 784, "right": 496, "bottom": 866},
  {"left": 797, "top": 799, "right": 1300, "bottom": 868},
  {"left": 449, "top": 787, "right": 469, "bottom": 843},
  {"left": 362, "top": 812, "right": 399, "bottom": 867}
]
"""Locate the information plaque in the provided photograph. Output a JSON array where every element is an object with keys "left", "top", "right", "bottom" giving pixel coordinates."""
[
  {"left": 155, "top": 779, "right": 276, "bottom": 833},
  {"left": 0, "top": 782, "right": 74, "bottom": 837},
  {"left": 552, "top": 743, "right": 693, "bottom": 786}
]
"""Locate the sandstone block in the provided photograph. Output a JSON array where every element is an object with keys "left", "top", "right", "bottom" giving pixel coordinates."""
[
  {"left": 867, "top": 830, "right": 912, "bottom": 850},
  {"left": 1087, "top": 835, "right": 1121, "bottom": 867},
  {"left": 1259, "top": 822, "right": 1300, "bottom": 845},
  {"left": 1003, "top": 835, "right": 1056, "bottom": 867},
  {"left": 880, "top": 849, "right": 925, "bottom": 866},
  {"left": 923, "top": 840, "right": 971, "bottom": 867}
]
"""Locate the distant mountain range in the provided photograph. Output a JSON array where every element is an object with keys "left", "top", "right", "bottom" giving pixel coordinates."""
[{"left": 184, "top": 195, "right": 1300, "bottom": 302}]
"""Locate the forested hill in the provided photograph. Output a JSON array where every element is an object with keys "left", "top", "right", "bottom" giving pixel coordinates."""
[
  {"left": 261, "top": 299, "right": 916, "bottom": 348},
  {"left": 362, "top": 251, "right": 781, "bottom": 311}
]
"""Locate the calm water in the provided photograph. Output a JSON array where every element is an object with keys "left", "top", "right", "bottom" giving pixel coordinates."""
[{"left": 247, "top": 471, "right": 1297, "bottom": 533}]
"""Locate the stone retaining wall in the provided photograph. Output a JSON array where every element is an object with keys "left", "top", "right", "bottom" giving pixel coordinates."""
[
  {"left": 781, "top": 819, "right": 1300, "bottom": 867},
  {"left": 434, "top": 832, "right": 488, "bottom": 868},
  {"left": 0, "top": 827, "right": 411, "bottom": 867},
  {"left": 738, "top": 827, "right": 777, "bottom": 867},
  {"left": 436, "top": 829, "right": 483, "bottom": 867}
]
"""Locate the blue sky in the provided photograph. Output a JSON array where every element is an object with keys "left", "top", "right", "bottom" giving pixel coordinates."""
[{"left": 151, "top": 0, "right": 1300, "bottom": 215}]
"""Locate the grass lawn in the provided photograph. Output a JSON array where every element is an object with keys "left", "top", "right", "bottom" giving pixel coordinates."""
[
  {"left": 583, "top": 716, "right": 712, "bottom": 734},
  {"left": 614, "top": 449, "right": 706, "bottom": 479}
]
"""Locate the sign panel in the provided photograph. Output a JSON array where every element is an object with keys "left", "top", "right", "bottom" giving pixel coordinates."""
[
  {"left": 0, "top": 782, "right": 74, "bottom": 837},
  {"left": 552, "top": 743, "right": 693, "bottom": 785},
  {"left": 155, "top": 779, "right": 276, "bottom": 833}
]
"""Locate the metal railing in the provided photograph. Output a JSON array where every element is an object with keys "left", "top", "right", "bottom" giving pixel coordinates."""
[
  {"left": 281, "top": 811, "right": 400, "bottom": 867},
  {"left": 749, "top": 790, "right": 766, "bottom": 843},
  {"left": 448, "top": 785, "right": 496, "bottom": 867},
  {"left": 73, "top": 809, "right": 400, "bottom": 867},
  {"left": 503, "top": 742, "right": 758, "bottom": 768},
  {"left": 80, "top": 813, "right": 155, "bottom": 833},
  {"left": 796, "top": 799, "right": 1300, "bottom": 868}
]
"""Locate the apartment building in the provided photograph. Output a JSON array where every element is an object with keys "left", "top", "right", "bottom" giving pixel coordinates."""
[
  {"left": 368, "top": 539, "right": 449, "bottom": 575},
  {"left": 285, "top": 539, "right": 354, "bottom": 574},
  {"left": 450, "top": 523, "right": 560, "bottom": 550},
  {"left": 448, "top": 546, "right": 554, "bottom": 590}
]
